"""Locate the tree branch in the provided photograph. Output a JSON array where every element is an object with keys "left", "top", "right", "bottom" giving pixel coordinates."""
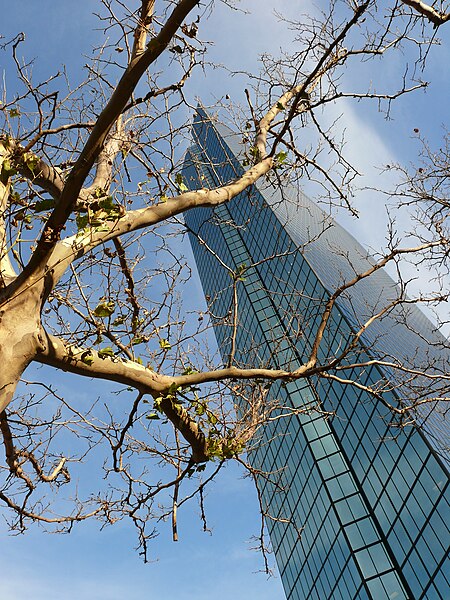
[
  {"left": 49, "top": 156, "right": 274, "bottom": 285},
  {"left": 36, "top": 332, "right": 210, "bottom": 462},
  {"left": 10, "top": 0, "right": 201, "bottom": 294},
  {"left": 400, "top": 0, "right": 450, "bottom": 26},
  {"left": 0, "top": 143, "right": 17, "bottom": 285}
]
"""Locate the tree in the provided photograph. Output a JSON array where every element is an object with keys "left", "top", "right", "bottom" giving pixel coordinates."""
[{"left": 0, "top": 0, "right": 448, "bottom": 560}]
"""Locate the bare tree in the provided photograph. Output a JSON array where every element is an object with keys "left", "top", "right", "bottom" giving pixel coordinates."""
[{"left": 0, "top": 0, "right": 448, "bottom": 558}]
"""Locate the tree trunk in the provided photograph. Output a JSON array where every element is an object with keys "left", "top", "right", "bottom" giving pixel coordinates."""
[
  {"left": 0, "top": 141, "right": 46, "bottom": 411},
  {"left": 0, "top": 290, "right": 45, "bottom": 412}
]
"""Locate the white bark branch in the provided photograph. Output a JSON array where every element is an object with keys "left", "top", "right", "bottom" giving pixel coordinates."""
[
  {"left": 11, "top": 0, "right": 201, "bottom": 293},
  {"left": 0, "top": 143, "right": 17, "bottom": 285},
  {"left": 400, "top": 0, "right": 450, "bottom": 26},
  {"left": 49, "top": 157, "right": 274, "bottom": 284}
]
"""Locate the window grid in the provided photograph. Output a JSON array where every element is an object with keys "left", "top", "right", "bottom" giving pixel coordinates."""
[{"left": 183, "top": 109, "right": 450, "bottom": 600}]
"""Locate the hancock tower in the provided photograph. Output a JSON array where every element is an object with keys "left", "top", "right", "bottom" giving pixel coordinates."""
[{"left": 182, "top": 107, "right": 450, "bottom": 600}]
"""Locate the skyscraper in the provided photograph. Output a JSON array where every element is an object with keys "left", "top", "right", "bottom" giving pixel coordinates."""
[{"left": 182, "top": 107, "right": 450, "bottom": 600}]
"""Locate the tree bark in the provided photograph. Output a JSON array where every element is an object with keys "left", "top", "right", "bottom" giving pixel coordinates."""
[{"left": 0, "top": 289, "right": 45, "bottom": 412}]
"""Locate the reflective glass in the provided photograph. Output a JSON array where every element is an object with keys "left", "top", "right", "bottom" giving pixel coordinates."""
[{"left": 184, "top": 109, "right": 450, "bottom": 600}]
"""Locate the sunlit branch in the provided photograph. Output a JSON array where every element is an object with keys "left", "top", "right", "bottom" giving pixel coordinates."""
[
  {"left": 400, "top": 0, "right": 450, "bottom": 26},
  {"left": 11, "top": 0, "right": 201, "bottom": 293},
  {"left": 0, "top": 489, "right": 103, "bottom": 524}
]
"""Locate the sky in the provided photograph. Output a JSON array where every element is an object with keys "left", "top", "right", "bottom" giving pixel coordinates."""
[
  {"left": 0, "top": 450, "right": 283, "bottom": 600},
  {"left": 0, "top": 1, "right": 449, "bottom": 599}
]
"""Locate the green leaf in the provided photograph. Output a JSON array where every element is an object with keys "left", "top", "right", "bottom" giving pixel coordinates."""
[
  {"left": 207, "top": 411, "right": 218, "bottom": 426},
  {"left": 9, "top": 108, "right": 20, "bottom": 118},
  {"left": 195, "top": 403, "right": 205, "bottom": 416},
  {"left": 80, "top": 350, "right": 94, "bottom": 366},
  {"left": 23, "top": 152, "right": 40, "bottom": 173},
  {"left": 76, "top": 214, "right": 89, "bottom": 230},
  {"left": 131, "top": 316, "right": 143, "bottom": 330},
  {"left": 98, "top": 196, "right": 122, "bottom": 219},
  {"left": 236, "top": 264, "right": 246, "bottom": 280},
  {"left": 275, "top": 150, "right": 288, "bottom": 166},
  {"left": 93, "top": 301, "right": 116, "bottom": 318},
  {"left": 182, "top": 366, "right": 197, "bottom": 376},
  {"left": 167, "top": 382, "right": 180, "bottom": 396},
  {"left": 159, "top": 194, "right": 168, "bottom": 203},
  {"left": 98, "top": 195, "right": 113, "bottom": 209},
  {"left": 93, "top": 187, "right": 106, "bottom": 199},
  {"left": 175, "top": 173, "right": 188, "bottom": 192},
  {"left": 98, "top": 347, "right": 115, "bottom": 358},
  {"left": 112, "top": 315, "right": 126, "bottom": 326},
  {"left": 159, "top": 338, "right": 171, "bottom": 350},
  {"left": 146, "top": 412, "right": 160, "bottom": 420},
  {"left": 0, "top": 159, "right": 18, "bottom": 182},
  {"left": 131, "top": 336, "right": 145, "bottom": 345}
]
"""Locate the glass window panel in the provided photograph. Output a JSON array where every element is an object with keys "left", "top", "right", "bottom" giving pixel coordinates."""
[
  {"left": 366, "top": 576, "right": 389, "bottom": 598},
  {"left": 355, "top": 584, "right": 370, "bottom": 600},
  {"left": 401, "top": 561, "right": 426, "bottom": 597},
  {"left": 335, "top": 494, "right": 368, "bottom": 525},
  {"left": 355, "top": 543, "right": 391, "bottom": 579},
  {"left": 345, "top": 518, "right": 378, "bottom": 550},
  {"left": 310, "top": 435, "right": 340, "bottom": 459},
  {"left": 431, "top": 564, "right": 450, "bottom": 596},
  {"left": 318, "top": 453, "right": 348, "bottom": 480},
  {"left": 302, "top": 418, "right": 331, "bottom": 441},
  {"left": 327, "top": 473, "right": 358, "bottom": 501},
  {"left": 367, "top": 571, "right": 407, "bottom": 600},
  {"left": 423, "top": 584, "right": 444, "bottom": 600},
  {"left": 425, "top": 456, "right": 447, "bottom": 491}
]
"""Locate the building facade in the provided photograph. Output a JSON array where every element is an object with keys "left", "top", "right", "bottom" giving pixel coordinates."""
[{"left": 182, "top": 107, "right": 450, "bottom": 600}]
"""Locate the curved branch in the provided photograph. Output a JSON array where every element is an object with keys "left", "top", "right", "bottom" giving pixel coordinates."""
[
  {"left": 400, "top": 0, "right": 450, "bottom": 26},
  {"left": 81, "top": 120, "right": 127, "bottom": 198},
  {"left": 10, "top": 0, "right": 201, "bottom": 294},
  {"left": 49, "top": 156, "right": 274, "bottom": 284},
  {"left": 0, "top": 490, "right": 102, "bottom": 524},
  {"left": 0, "top": 408, "right": 70, "bottom": 487},
  {"left": 0, "top": 143, "right": 17, "bottom": 285},
  {"left": 17, "top": 155, "right": 65, "bottom": 200},
  {"left": 36, "top": 332, "right": 170, "bottom": 393},
  {"left": 35, "top": 332, "right": 209, "bottom": 462},
  {"left": 35, "top": 332, "right": 313, "bottom": 393},
  {"left": 131, "top": 0, "right": 156, "bottom": 60}
]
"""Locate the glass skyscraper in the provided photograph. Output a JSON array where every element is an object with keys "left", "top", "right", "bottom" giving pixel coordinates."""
[{"left": 182, "top": 107, "right": 450, "bottom": 600}]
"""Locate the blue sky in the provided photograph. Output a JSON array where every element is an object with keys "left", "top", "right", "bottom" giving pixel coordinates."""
[
  {"left": 0, "top": 1, "right": 448, "bottom": 598},
  {"left": 1, "top": 449, "right": 284, "bottom": 599},
  {"left": 0, "top": 2, "right": 287, "bottom": 598}
]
